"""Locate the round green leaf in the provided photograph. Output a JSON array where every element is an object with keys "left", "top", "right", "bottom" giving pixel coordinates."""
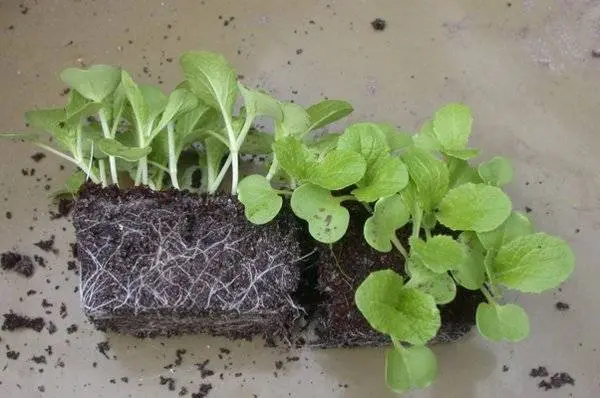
[
  {"left": 355, "top": 270, "right": 441, "bottom": 345},
  {"left": 447, "top": 158, "right": 483, "bottom": 188},
  {"left": 306, "top": 99, "right": 353, "bottom": 131},
  {"left": 408, "top": 269, "right": 457, "bottom": 305},
  {"left": 386, "top": 346, "right": 438, "bottom": 394},
  {"left": 432, "top": 103, "right": 472, "bottom": 150},
  {"left": 352, "top": 155, "right": 409, "bottom": 202},
  {"left": 238, "top": 175, "right": 282, "bottom": 225},
  {"left": 412, "top": 120, "right": 441, "bottom": 152},
  {"left": 308, "top": 149, "right": 367, "bottom": 190},
  {"left": 492, "top": 233, "right": 575, "bottom": 293},
  {"left": 290, "top": 183, "right": 349, "bottom": 243},
  {"left": 60, "top": 65, "right": 121, "bottom": 103},
  {"left": 437, "top": 183, "right": 512, "bottom": 232},
  {"left": 478, "top": 156, "right": 513, "bottom": 186},
  {"left": 477, "top": 211, "right": 533, "bottom": 252},
  {"left": 402, "top": 147, "right": 449, "bottom": 211},
  {"left": 476, "top": 302, "right": 530, "bottom": 342},
  {"left": 338, "top": 122, "right": 389, "bottom": 168},
  {"left": 452, "top": 232, "right": 486, "bottom": 290},
  {"left": 363, "top": 195, "right": 410, "bottom": 252},
  {"left": 409, "top": 235, "right": 466, "bottom": 274}
]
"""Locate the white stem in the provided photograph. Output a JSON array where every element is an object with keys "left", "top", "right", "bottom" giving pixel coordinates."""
[
  {"left": 209, "top": 154, "right": 232, "bottom": 194},
  {"left": 99, "top": 109, "right": 119, "bottom": 186},
  {"left": 222, "top": 114, "right": 239, "bottom": 195},
  {"left": 266, "top": 156, "right": 279, "bottom": 181},
  {"left": 34, "top": 143, "right": 78, "bottom": 164},
  {"left": 167, "top": 122, "right": 180, "bottom": 189},
  {"left": 98, "top": 159, "right": 108, "bottom": 187}
]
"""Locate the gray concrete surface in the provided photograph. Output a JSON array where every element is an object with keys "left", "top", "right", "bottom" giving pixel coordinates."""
[{"left": 0, "top": 0, "right": 598, "bottom": 397}]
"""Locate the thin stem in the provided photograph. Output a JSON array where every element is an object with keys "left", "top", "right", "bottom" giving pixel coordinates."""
[
  {"left": 336, "top": 195, "right": 358, "bottom": 203},
  {"left": 274, "top": 189, "right": 293, "bottom": 196},
  {"left": 391, "top": 337, "right": 406, "bottom": 352},
  {"left": 98, "top": 159, "right": 108, "bottom": 187},
  {"left": 204, "top": 130, "right": 230, "bottom": 147},
  {"left": 425, "top": 228, "right": 432, "bottom": 240},
  {"left": 34, "top": 143, "right": 78, "bottom": 164},
  {"left": 411, "top": 204, "right": 423, "bottom": 238},
  {"left": 231, "top": 151, "right": 239, "bottom": 194},
  {"left": 141, "top": 157, "right": 148, "bottom": 186},
  {"left": 148, "top": 160, "right": 170, "bottom": 173},
  {"left": 481, "top": 285, "right": 497, "bottom": 304},
  {"left": 167, "top": 122, "right": 180, "bottom": 189},
  {"left": 208, "top": 154, "right": 232, "bottom": 194},
  {"left": 99, "top": 109, "right": 119, "bottom": 186},
  {"left": 390, "top": 235, "right": 409, "bottom": 259},
  {"left": 266, "top": 155, "right": 279, "bottom": 181}
]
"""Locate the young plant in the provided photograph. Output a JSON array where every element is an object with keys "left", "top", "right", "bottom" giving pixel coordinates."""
[{"left": 239, "top": 103, "right": 574, "bottom": 395}]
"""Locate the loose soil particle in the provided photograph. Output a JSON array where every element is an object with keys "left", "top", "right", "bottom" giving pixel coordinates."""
[
  {"left": 31, "top": 355, "right": 46, "bottom": 364},
  {"left": 30, "top": 152, "right": 46, "bottom": 162},
  {"left": 174, "top": 348, "right": 187, "bottom": 366},
  {"left": 97, "top": 341, "right": 111, "bottom": 359},
  {"left": 191, "top": 383, "right": 212, "bottom": 398},
  {"left": 2, "top": 313, "right": 45, "bottom": 332},
  {"left": 6, "top": 351, "right": 20, "bottom": 360},
  {"left": 159, "top": 376, "right": 176, "bottom": 391},
  {"left": 195, "top": 360, "right": 214, "bottom": 378},
  {"left": 34, "top": 236, "right": 58, "bottom": 255},
  {"left": 555, "top": 301, "right": 570, "bottom": 311},
  {"left": 1, "top": 252, "right": 35, "bottom": 278},
  {"left": 538, "top": 372, "right": 575, "bottom": 390},
  {"left": 530, "top": 366, "right": 550, "bottom": 377},
  {"left": 49, "top": 198, "right": 74, "bottom": 220},
  {"left": 371, "top": 17, "right": 387, "bottom": 31}
]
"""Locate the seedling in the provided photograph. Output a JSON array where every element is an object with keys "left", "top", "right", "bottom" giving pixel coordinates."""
[{"left": 2, "top": 51, "right": 575, "bottom": 395}]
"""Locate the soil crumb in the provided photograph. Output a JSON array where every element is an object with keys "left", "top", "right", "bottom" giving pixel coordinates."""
[
  {"left": 159, "top": 376, "right": 176, "bottom": 391},
  {"left": 538, "top": 372, "right": 575, "bottom": 390},
  {"left": 174, "top": 348, "right": 187, "bottom": 366},
  {"left": 191, "top": 384, "right": 212, "bottom": 398},
  {"left": 50, "top": 198, "right": 74, "bottom": 220},
  {"left": 31, "top": 152, "right": 46, "bottom": 162},
  {"left": 2, "top": 312, "right": 45, "bottom": 332},
  {"left": 371, "top": 17, "right": 386, "bottom": 31},
  {"left": 34, "top": 236, "right": 58, "bottom": 255},
  {"left": 7, "top": 350, "right": 20, "bottom": 360},
  {"left": 530, "top": 366, "right": 549, "bottom": 378},
  {"left": 1, "top": 252, "right": 35, "bottom": 278},
  {"left": 555, "top": 301, "right": 570, "bottom": 311},
  {"left": 97, "top": 341, "right": 111, "bottom": 359},
  {"left": 195, "top": 359, "right": 214, "bottom": 378}
]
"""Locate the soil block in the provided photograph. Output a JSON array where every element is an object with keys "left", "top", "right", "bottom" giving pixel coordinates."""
[
  {"left": 72, "top": 185, "right": 311, "bottom": 339},
  {"left": 312, "top": 204, "right": 483, "bottom": 348}
]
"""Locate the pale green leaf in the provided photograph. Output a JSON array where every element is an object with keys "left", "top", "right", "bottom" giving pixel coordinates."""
[
  {"left": 437, "top": 183, "right": 512, "bottom": 232},
  {"left": 273, "top": 136, "right": 312, "bottom": 181},
  {"left": 96, "top": 138, "right": 151, "bottom": 161},
  {"left": 337, "top": 122, "right": 389, "bottom": 168},
  {"left": 305, "top": 99, "right": 352, "bottom": 131},
  {"left": 120, "top": 70, "right": 148, "bottom": 134},
  {"left": 409, "top": 235, "right": 466, "bottom": 274},
  {"left": 412, "top": 120, "right": 441, "bottom": 152},
  {"left": 377, "top": 123, "right": 412, "bottom": 151},
  {"left": 386, "top": 346, "right": 438, "bottom": 394},
  {"left": 275, "top": 102, "right": 310, "bottom": 138},
  {"left": 352, "top": 155, "right": 409, "bottom": 202},
  {"left": 308, "top": 149, "right": 366, "bottom": 190},
  {"left": 355, "top": 269, "right": 441, "bottom": 345},
  {"left": 180, "top": 51, "right": 238, "bottom": 115},
  {"left": 452, "top": 232, "right": 486, "bottom": 290},
  {"left": 476, "top": 302, "right": 530, "bottom": 342},
  {"left": 65, "top": 90, "right": 102, "bottom": 122},
  {"left": 444, "top": 147, "right": 479, "bottom": 160},
  {"left": 409, "top": 271, "right": 457, "bottom": 305},
  {"left": 239, "top": 130, "right": 273, "bottom": 154},
  {"left": 291, "top": 183, "right": 349, "bottom": 243},
  {"left": 152, "top": 88, "right": 199, "bottom": 137},
  {"left": 25, "top": 109, "right": 76, "bottom": 152},
  {"left": 447, "top": 157, "right": 482, "bottom": 188},
  {"left": 432, "top": 103, "right": 472, "bottom": 150},
  {"left": 477, "top": 211, "right": 533, "bottom": 252},
  {"left": 306, "top": 133, "right": 340, "bottom": 156},
  {"left": 238, "top": 83, "right": 283, "bottom": 121},
  {"left": 139, "top": 85, "right": 167, "bottom": 128},
  {"left": 238, "top": 174, "right": 283, "bottom": 224},
  {"left": 492, "top": 233, "right": 575, "bottom": 293},
  {"left": 363, "top": 195, "right": 410, "bottom": 252},
  {"left": 402, "top": 147, "right": 449, "bottom": 211},
  {"left": 64, "top": 170, "right": 87, "bottom": 194},
  {"left": 60, "top": 65, "right": 121, "bottom": 102},
  {"left": 478, "top": 156, "right": 513, "bottom": 186}
]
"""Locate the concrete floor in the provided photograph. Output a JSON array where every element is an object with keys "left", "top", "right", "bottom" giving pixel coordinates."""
[{"left": 1, "top": 0, "right": 599, "bottom": 397}]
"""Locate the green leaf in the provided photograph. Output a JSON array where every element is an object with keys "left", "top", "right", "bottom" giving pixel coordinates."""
[
  {"left": 477, "top": 211, "right": 533, "bottom": 252},
  {"left": 406, "top": 262, "right": 457, "bottom": 305},
  {"left": 64, "top": 170, "right": 87, "bottom": 194},
  {"left": 60, "top": 65, "right": 121, "bottom": 102},
  {"left": 308, "top": 149, "right": 366, "bottom": 190},
  {"left": 476, "top": 302, "right": 530, "bottom": 342},
  {"left": 120, "top": 71, "right": 148, "bottom": 134},
  {"left": 412, "top": 121, "right": 441, "bottom": 152},
  {"left": 204, "top": 136, "right": 229, "bottom": 185},
  {"left": 492, "top": 233, "right": 575, "bottom": 293},
  {"left": 447, "top": 157, "right": 482, "bottom": 188},
  {"left": 139, "top": 85, "right": 167, "bottom": 128},
  {"left": 96, "top": 138, "right": 151, "bottom": 161},
  {"left": 239, "top": 131, "right": 273, "bottom": 154},
  {"left": 306, "top": 133, "right": 340, "bottom": 156},
  {"left": 238, "top": 175, "right": 283, "bottom": 224},
  {"left": 275, "top": 102, "right": 310, "bottom": 138},
  {"left": 377, "top": 123, "right": 412, "bottom": 151},
  {"left": 337, "top": 122, "right": 389, "bottom": 168},
  {"left": 409, "top": 235, "right": 466, "bottom": 274},
  {"left": 437, "top": 183, "right": 512, "bottom": 232},
  {"left": 432, "top": 103, "right": 472, "bottom": 150},
  {"left": 386, "top": 346, "right": 438, "bottom": 394},
  {"left": 273, "top": 136, "right": 312, "bottom": 181},
  {"left": 25, "top": 109, "right": 76, "bottom": 152},
  {"left": 363, "top": 195, "right": 410, "bottom": 252},
  {"left": 0, "top": 132, "right": 42, "bottom": 142},
  {"left": 352, "top": 155, "right": 409, "bottom": 202},
  {"left": 452, "top": 232, "right": 486, "bottom": 290},
  {"left": 290, "top": 183, "right": 349, "bottom": 243},
  {"left": 65, "top": 90, "right": 102, "bottom": 122},
  {"left": 355, "top": 269, "right": 440, "bottom": 345},
  {"left": 402, "top": 147, "right": 449, "bottom": 211},
  {"left": 444, "top": 147, "right": 479, "bottom": 160},
  {"left": 180, "top": 51, "right": 238, "bottom": 116},
  {"left": 238, "top": 83, "right": 283, "bottom": 121},
  {"left": 305, "top": 99, "right": 353, "bottom": 131},
  {"left": 152, "top": 88, "right": 199, "bottom": 137},
  {"left": 478, "top": 156, "right": 513, "bottom": 186}
]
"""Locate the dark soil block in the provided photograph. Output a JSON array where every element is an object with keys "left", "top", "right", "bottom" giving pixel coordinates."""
[
  {"left": 312, "top": 204, "right": 483, "bottom": 348},
  {"left": 72, "top": 185, "right": 311, "bottom": 339}
]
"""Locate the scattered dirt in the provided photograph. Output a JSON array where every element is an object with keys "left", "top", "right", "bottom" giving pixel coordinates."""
[
  {"left": 371, "top": 17, "right": 386, "bottom": 31},
  {"left": 191, "top": 384, "right": 212, "bottom": 398},
  {"left": 1, "top": 251, "right": 35, "bottom": 278},
  {"left": 2, "top": 312, "right": 45, "bottom": 332},
  {"left": 502, "top": 365, "right": 509, "bottom": 372},
  {"left": 33, "top": 255, "right": 46, "bottom": 268},
  {"left": 31, "top": 355, "right": 47, "bottom": 364},
  {"left": 97, "top": 341, "right": 111, "bottom": 359},
  {"left": 49, "top": 198, "right": 74, "bottom": 220},
  {"left": 174, "top": 348, "right": 187, "bottom": 366},
  {"left": 66, "top": 324, "right": 78, "bottom": 334},
  {"left": 195, "top": 359, "right": 214, "bottom": 378},
  {"left": 159, "top": 376, "right": 176, "bottom": 391},
  {"left": 30, "top": 152, "right": 46, "bottom": 162},
  {"left": 34, "top": 235, "right": 58, "bottom": 255},
  {"left": 530, "top": 366, "right": 550, "bottom": 377},
  {"left": 538, "top": 372, "right": 575, "bottom": 390},
  {"left": 5, "top": 211, "right": 12, "bottom": 219},
  {"left": 47, "top": 321, "right": 57, "bottom": 335},
  {"left": 555, "top": 301, "right": 570, "bottom": 311},
  {"left": 592, "top": 49, "right": 600, "bottom": 58},
  {"left": 7, "top": 350, "right": 20, "bottom": 360}
]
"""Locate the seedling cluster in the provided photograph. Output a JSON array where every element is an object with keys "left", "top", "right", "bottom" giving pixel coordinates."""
[{"left": 3, "top": 51, "right": 575, "bottom": 395}]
